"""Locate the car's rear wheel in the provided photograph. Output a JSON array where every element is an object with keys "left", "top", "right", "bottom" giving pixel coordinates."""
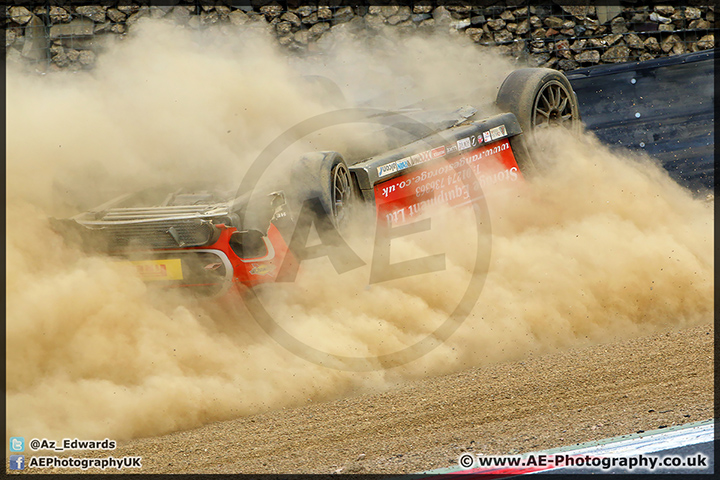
[
  {"left": 289, "top": 151, "right": 356, "bottom": 230},
  {"left": 496, "top": 68, "right": 581, "bottom": 136}
]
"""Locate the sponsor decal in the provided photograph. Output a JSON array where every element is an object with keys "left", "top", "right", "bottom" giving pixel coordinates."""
[
  {"left": 482, "top": 130, "right": 491, "bottom": 143},
  {"left": 457, "top": 137, "right": 472, "bottom": 150},
  {"left": 446, "top": 144, "right": 459, "bottom": 154},
  {"left": 431, "top": 146, "right": 446, "bottom": 158},
  {"left": 377, "top": 162, "right": 398, "bottom": 177},
  {"left": 396, "top": 158, "right": 411, "bottom": 170},
  {"left": 124, "top": 259, "right": 184, "bottom": 281},
  {"left": 250, "top": 263, "right": 274, "bottom": 276},
  {"left": 489, "top": 124, "right": 508, "bottom": 141}
]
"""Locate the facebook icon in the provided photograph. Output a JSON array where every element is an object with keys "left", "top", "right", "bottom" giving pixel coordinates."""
[{"left": 9, "top": 455, "right": 25, "bottom": 470}]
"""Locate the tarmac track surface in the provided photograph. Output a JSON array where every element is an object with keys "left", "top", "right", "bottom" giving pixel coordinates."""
[{"left": 51, "top": 321, "right": 713, "bottom": 475}]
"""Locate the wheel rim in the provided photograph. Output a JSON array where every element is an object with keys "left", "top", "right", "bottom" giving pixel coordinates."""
[
  {"left": 532, "top": 80, "right": 576, "bottom": 129},
  {"left": 332, "top": 163, "right": 352, "bottom": 224}
]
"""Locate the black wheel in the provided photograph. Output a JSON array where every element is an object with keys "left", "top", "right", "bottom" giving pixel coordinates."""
[
  {"left": 289, "top": 151, "right": 356, "bottom": 230},
  {"left": 496, "top": 68, "right": 581, "bottom": 136}
]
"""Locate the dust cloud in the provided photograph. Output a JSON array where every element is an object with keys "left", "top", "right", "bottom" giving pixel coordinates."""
[{"left": 6, "top": 18, "right": 713, "bottom": 444}]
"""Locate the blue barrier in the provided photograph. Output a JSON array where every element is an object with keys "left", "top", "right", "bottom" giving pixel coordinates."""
[{"left": 566, "top": 50, "right": 714, "bottom": 193}]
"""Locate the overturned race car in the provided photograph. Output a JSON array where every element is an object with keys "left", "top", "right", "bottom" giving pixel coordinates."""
[{"left": 53, "top": 68, "right": 581, "bottom": 297}]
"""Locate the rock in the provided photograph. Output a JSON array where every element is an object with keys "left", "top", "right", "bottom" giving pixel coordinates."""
[
  {"left": 126, "top": 7, "right": 150, "bottom": 27},
  {"left": 94, "top": 22, "right": 112, "bottom": 34},
  {"left": 649, "top": 12, "right": 671, "bottom": 24},
  {"left": 52, "top": 51, "right": 70, "bottom": 67},
  {"left": 544, "top": 16, "right": 564, "bottom": 29},
  {"left": 530, "top": 39, "right": 547, "bottom": 52},
  {"left": 696, "top": 34, "right": 714, "bottom": 49},
  {"left": 602, "top": 45, "right": 631, "bottom": 63},
  {"left": 293, "top": 30, "right": 309, "bottom": 44},
  {"left": 671, "top": 10, "right": 685, "bottom": 24},
  {"left": 365, "top": 15, "right": 385, "bottom": 29},
  {"left": 604, "top": 33, "right": 623, "bottom": 46},
  {"left": 671, "top": 42, "right": 686, "bottom": 55},
  {"left": 275, "top": 21, "right": 292, "bottom": 36},
  {"left": 75, "top": 5, "right": 106, "bottom": 23},
  {"left": 302, "top": 12, "right": 318, "bottom": 25},
  {"left": 465, "top": 27, "right": 484, "bottom": 42},
  {"left": 296, "top": 6, "right": 315, "bottom": 17},
  {"left": 451, "top": 18, "right": 471, "bottom": 30},
  {"left": 200, "top": 11, "right": 220, "bottom": 26},
  {"left": 506, "top": 23, "right": 518, "bottom": 33},
  {"left": 558, "top": 58, "right": 579, "bottom": 70},
  {"left": 260, "top": 3, "right": 283, "bottom": 19},
  {"left": 555, "top": 39, "right": 572, "bottom": 58},
  {"left": 168, "top": 6, "right": 192, "bottom": 24},
  {"left": 487, "top": 18, "right": 505, "bottom": 30},
  {"left": 149, "top": 6, "right": 172, "bottom": 19},
  {"left": 654, "top": 6, "right": 675, "bottom": 17},
  {"left": 418, "top": 18, "right": 435, "bottom": 30},
  {"left": 308, "top": 22, "right": 330, "bottom": 37},
  {"left": 10, "top": 6, "right": 33, "bottom": 25},
  {"left": 639, "top": 52, "right": 656, "bottom": 62},
  {"left": 545, "top": 28, "right": 559, "bottom": 37},
  {"left": 575, "top": 49, "right": 600, "bottom": 63},
  {"left": 559, "top": 5, "right": 595, "bottom": 21},
  {"left": 570, "top": 39, "right": 587, "bottom": 53},
  {"left": 494, "top": 30, "right": 513, "bottom": 43},
  {"left": 215, "top": 6, "right": 231, "bottom": 18},
  {"left": 79, "top": 50, "right": 96, "bottom": 66},
  {"left": 644, "top": 36, "right": 661, "bottom": 53},
  {"left": 107, "top": 8, "right": 127, "bottom": 23},
  {"left": 611, "top": 16, "right": 628, "bottom": 33},
  {"left": 49, "top": 18, "right": 95, "bottom": 39},
  {"left": 379, "top": 6, "right": 399, "bottom": 18},
  {"left": 529, "top": 16, "right": 543, "bottom": 28},
  {"left": 446, "top": 5, "right": 473, "bottom": 15},
  {"left": 500, "top": 10, "right": 515, "bottom": 22},
  {"left": 333, "top": 7, "right": 354, "bottom": 25},
  {"left": 625, "top": 34, "right": 645, "bottom": 49},
  {"left": 529, "top": 52, "right": 551, "bottom": 67},
  {"left": 110, "top": 24, "right": 125, "bottom": 34},
  {"left": 542, "top": 57, "right": 558, "bottom": 68},
  {"left": 661, "top": 33, "right": 681, "bottom": 52},
  {"left": 587, "top": 37, "right": 606, "bottom": 48},
  {"left": 515, "top": 19, "right": 530, "bottom": 35},
  {"left": 49, "top": 6, "right": 72, "bottom": 23},
  {"left": 5, "top": 28, "right": 17, "bottom": 47},
  {"left": 388, "top": 8, "right": 411, "bottom": 25},
  {"left": 658, "top": 24, "right": 675, "bottom": 32},
  {"left": 412, "top": 13, "right": 432, "bottom": 23},
  {"left": 689, "top": 19, "right": 712, "bottom": 30},
  {"left": 22, "top": 14, "right": 47, "bottom": 61},
  {"left": 117, "top": 5, "right": 138, "bottom": 15},
  {"left": 281, "top": 12, "right": 301, "bottom": 27},
  {"left": 531, "top": 28, "right": 547, "bottom": 40},
  {"left": 318, "top": 6, "right": 332, "bottom": 20},
  {"left": 432, "top": 6, "right": 452, "bottom": 24},
  {"left": 66, "top": 48, "right": 80, "bottom": 62},
  {"left": 413, "top": 5, "right": 433, "bottom": 15},
  {"left": 229, "top": 10, "right": 249, "bottom": 26}
]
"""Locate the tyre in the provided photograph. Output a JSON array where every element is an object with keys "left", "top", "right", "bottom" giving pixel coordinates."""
[
  {"left": 496, "top": 68, "right": 581, "bottom": 136},
  {"left": 289, "top": 151, "right": 356, "bottom": 230}
]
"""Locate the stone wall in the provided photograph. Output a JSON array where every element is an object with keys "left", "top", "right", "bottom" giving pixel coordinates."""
[{"left": 6, "top": 2, "right": 716, "bottom": 72}]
